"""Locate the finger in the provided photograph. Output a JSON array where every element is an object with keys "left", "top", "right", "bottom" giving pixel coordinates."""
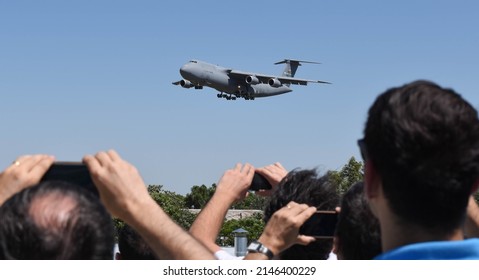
[
  {"left": 107, "top": 150, "right": 121, "bottom": 162},
  {"left": 296, "top": 235, "right": 316, "bottom": 246},
  {"left": 241, "top": 163, "right": 250, "bottom": 173},
  {"left": 7, "top": 155, "right": 35, "bottom": 172},
  {"left": 274, "top": 162, "right": 285, "bottom": 170},
  {"left": 25, "top": 155, "right": 51, "bottom": 173},
  {"left": 28, "top": 156, "right": 55, "bottom": 181},
  {"left": 263, "top": 165, "right": 275, "bottom": 174},
  {"left": 286, "top": 202, "right": 309, "bottom": 215},
  {"left": 234, "top": 162, "right": 242, "bottom": 171},
  {"left": 243, "top": 163, "right": 254, "bottom": 175},
  {"left": 95, "top": 151, "right": 111, "bottom": 167},
  {"left": 295, "top": 206, "right": 317, "bottom": 224},
  {"left": 83, "top": 154, "right": 102, "bottom": 175}
]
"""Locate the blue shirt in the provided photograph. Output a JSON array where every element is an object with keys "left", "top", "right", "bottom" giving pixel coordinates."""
[{"left": 375, "top": 238, "right": 479, "bottom": 260}]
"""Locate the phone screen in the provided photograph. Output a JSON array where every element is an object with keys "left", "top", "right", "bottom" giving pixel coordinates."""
[
  {"left": 299, "top": 210, "right": 338, "bottom": 239},
  {"left": 41, "top": 162, "right": 98, "bottom": 195}
]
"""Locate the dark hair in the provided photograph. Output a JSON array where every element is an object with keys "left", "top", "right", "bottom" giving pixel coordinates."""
[
  {"left": 364, "top": 80, "right": 479, "bottom": 234},
  {"left": 0, "top": 181, "right": 115, "bottom": 259},
  {"left": 118, "top": 224, "right": 157, "bottom": 260},
  {"left": 264, "top": 169, "right": 339, "bottom": 260},
  {"left": 335, "top": 182, "right": 381, "bottom": 259}
]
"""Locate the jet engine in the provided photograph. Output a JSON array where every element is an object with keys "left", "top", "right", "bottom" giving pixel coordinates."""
[
  {"left": 245, "top": 75, "right": 260, "bottom": 85},
  {"left": 268, "top": 78, "right": 282, "bottom": 88},
  {"left": 180, "top": 79, "right": 194, "bottom": 88}
]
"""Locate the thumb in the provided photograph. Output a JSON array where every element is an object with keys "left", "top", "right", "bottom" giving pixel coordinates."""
[{"left": 296, "top": 235, "right": 316, "bottom": 246}]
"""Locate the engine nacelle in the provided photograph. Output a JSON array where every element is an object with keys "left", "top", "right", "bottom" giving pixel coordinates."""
[
  {"left": 180, "top": 79, "right": 194, "bottom": 88},
  {"left": 245, "top": 75, "right": 260, "bottom": 85},
  {"left": 268, "top": 78, "right": 282, "bottom": 88}
]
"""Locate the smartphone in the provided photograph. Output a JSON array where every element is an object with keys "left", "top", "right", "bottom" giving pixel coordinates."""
[
  {"left": 249, "top": 172, "right": 272, "bottom": 191},
  {"left": 40, "top": 162, "right": 98, "bottom": 195},
  {"left": 299, "top": 210, "right": 338, "bottom": 239}
]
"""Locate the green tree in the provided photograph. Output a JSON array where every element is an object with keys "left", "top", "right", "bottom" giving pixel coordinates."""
[
  {"left": 184, "top": 184, "right": 216, "bottom": 209},
  {"left": 328, "top": 156, "right": 364, "bottom": 195},
  {"left": 148, "top": 185, "right": 197, "bottom": 230},
  {"left": 218, "top": 212, "right": 264, "bottom": 246}
]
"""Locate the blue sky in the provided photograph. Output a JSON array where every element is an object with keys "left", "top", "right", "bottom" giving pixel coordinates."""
[{"left": 1, "top": 0, "right": 478, "bottom": 194}]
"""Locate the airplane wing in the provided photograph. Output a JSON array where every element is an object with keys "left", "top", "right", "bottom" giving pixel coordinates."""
[
  {"left": 275, "top": 76, "right": 331, "bottom": 85},
  {"left": 228, "top": 70, "right": 331, "bottom": 85}
]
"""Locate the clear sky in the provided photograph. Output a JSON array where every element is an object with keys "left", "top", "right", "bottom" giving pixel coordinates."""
[{"left": 1, "top": 0, "right": 478, "bottom": 194}]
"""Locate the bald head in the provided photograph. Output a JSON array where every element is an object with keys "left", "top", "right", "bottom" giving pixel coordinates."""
[{"left": 0, "top": 181, "right": 114, "bottom": 259}]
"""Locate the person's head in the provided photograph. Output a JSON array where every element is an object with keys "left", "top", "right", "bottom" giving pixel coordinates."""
[
  {"left": 334, "top": 182, "right": 381, "bottom": 259},
  {"left": 116, "top": 223, "right": 157, "bottom": 260},
  {"left": 363, "top": 80, "right": 479, "bottom": 236},
  {"left": 264, "top": 169, "right": 339, "bottom": 259},
  {"left": 0, "top": 181, "right": 115, "bottom": 259}
]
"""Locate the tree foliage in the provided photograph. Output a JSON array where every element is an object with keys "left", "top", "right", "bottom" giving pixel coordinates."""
[
  {"left": 217, "top": 212, "right": 264, "bottom": 246},
  {"left": 184, "top": 184, "right": 216, "bottom": 209},
  {"left": 147, "top": 185, "right": 197, "bottom": 230},
  {"left": 327, "top": 156, "right": 364, "bottom": 195}
]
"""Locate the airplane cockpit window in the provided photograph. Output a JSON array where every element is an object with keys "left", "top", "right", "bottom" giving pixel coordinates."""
[{"left": 189, "top": 60, "right": 198, "bottom": 63}]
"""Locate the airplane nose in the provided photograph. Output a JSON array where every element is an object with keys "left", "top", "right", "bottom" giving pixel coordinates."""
[{"left": 180, "top": 64, "right": 189, "bottom": 77}]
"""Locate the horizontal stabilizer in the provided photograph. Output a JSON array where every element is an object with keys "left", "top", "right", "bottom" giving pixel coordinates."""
[{"left": 274, "top": 59, "right": 321, "bottom": 65}]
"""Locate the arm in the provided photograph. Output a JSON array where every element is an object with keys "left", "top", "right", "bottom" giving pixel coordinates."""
[
  {"left": 0, "top": 155, "right": 54, "bottom": 205},
  {"left": 465, "top": 196, "right": 479, "bottom": 238},
  {"left": 189, "top": 163, "right": 254, "bottom": 254},
  {"left": 83, "top": 150, "right": 215, "bottom": 260},
  {"left": 255, "top": 162, "right": 288, "bottom": 196},
  {"left": 244, "top": 202, "right": 316, "bottom": 260}
]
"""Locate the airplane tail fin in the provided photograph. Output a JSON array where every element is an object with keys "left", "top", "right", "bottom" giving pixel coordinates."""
[{"left": 274, "top": 59, "right": 321, "bottom": 78}]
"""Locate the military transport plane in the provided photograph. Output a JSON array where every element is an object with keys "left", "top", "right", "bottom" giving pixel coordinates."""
[{"left": 172, "top": 59, "right": 330, "bottom": 100}]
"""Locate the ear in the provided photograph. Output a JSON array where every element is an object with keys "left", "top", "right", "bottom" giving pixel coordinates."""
[{"left": 364, "top": 160, "right": 380, "bottom": 199}]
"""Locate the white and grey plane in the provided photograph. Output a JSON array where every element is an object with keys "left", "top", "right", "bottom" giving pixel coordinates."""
[{"left": 173, "top": 59, "right": 330, "bottom": 100}]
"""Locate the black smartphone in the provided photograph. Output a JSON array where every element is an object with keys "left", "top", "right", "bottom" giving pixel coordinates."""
[
  {"left": 299, "top": 210, "right": 338, "bottom": 239},
  {"left": 249, "top": 172, "right": 272, "bottom": 191},
  {"left": 41, "top": 162, "right": 98, "bottom": 195}
]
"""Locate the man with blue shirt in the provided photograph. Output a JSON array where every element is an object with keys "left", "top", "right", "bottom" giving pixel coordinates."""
[{"left": 360, "top": 80, "right": 479, "bottom": 259}]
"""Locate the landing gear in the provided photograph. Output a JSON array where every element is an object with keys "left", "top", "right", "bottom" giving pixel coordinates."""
[{"left": 216, "top": 91, "right": 253, "bottom": 101}]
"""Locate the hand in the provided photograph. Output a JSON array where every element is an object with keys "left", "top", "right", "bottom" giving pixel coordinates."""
[
  {"left": 255, "top": 162, "right": 288, "bottom": 196},
  {"left": 0, "top": 154, "right": 55, "bottom": 205},
  {"left": 83, "top": 150, "right": 152, "bottom": 222},
  {"left": 215, "top": 163, "right": 255, "bottom": 203},
  {"left": 258, "top": 201, "right": 316, "bottom": 255}
]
